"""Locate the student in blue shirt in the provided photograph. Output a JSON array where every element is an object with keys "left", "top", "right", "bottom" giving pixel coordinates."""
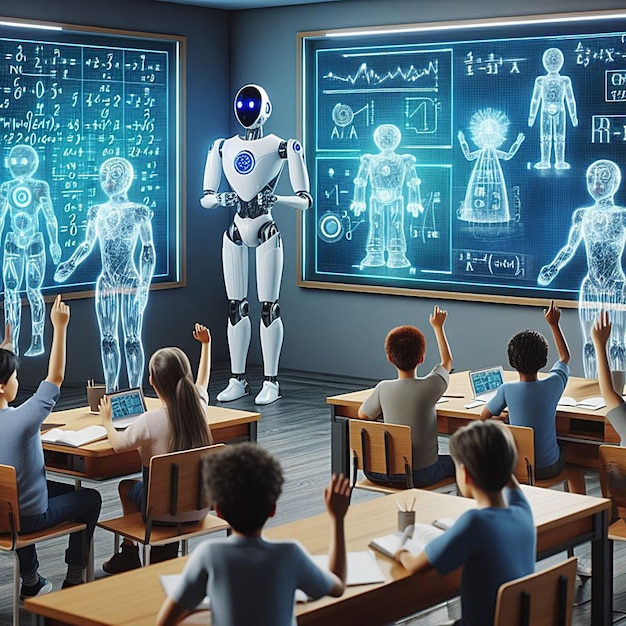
[{"left": 394, "top": 420, "right": 535, "bottom": 626}]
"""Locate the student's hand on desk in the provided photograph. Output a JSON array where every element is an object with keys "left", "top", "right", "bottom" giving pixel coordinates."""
[
  {"left": 99, "top": 395, "right": 113, "bottom": 424},
  {"left": 592, "top": 310, "right": 611, "bottom": 347},
  {"left": 429, "top": 305, "right": 447, "bottom": 329},
  {"left": 193, "top": 323, "right": 211, "bottom": 344},
  {"left": 324, "top": 473, "right": 352, "bottom": 520},
  {"left": 543, "top": 299, "right": 561, "bottom": 327}
]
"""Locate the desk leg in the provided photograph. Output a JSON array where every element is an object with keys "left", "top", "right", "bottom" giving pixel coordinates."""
[
  {"left": 249, "top": 421, "right": 258, "bottom": 443},
  {"left": 331, "top": 408, "right": 349, "bottom": 476},
  {"left": 591, "top": 509, "right": 612, "bottom": 626}
]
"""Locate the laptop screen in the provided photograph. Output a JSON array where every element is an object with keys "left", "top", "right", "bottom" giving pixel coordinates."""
[
  {"left": 469, "top": 367, "right": 504, "bottom": 398},
  {"left": 108, "top": 388, "right": 146, "bottom": 421}
]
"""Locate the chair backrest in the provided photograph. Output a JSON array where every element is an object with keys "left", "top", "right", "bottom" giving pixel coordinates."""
[
  {"left": 493, "top": 557, "right": 576, "bottom": 626},
  {"left": 0, "top": 464, "right": 20, "bottom": 537},
  {"left": 146, "top": 444, "right": 225, "bottom": 519},
  {"left": 599, "top": 444, "right": 626, "bottom": 519},
  {"left": 506, "top": 425, "right": 535, "bottom": 485},
  {"left": 348, "top": 420, "right": 413, "bottom": 486}
]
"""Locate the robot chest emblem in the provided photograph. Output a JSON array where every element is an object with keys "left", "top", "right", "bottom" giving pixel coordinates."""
[{"left": 233, "top": 150, "right": 256, "bottom": 175}]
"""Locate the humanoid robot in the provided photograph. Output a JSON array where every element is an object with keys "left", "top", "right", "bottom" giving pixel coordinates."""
[
  {"left": 201, "top": 84, "right": 312, "bottom": 405},
  {"left": 0, "top": 144, "right": 61, "bottom": 356},
  {"left": 457, "top": 108, "right": 524, "bottom": 226},
  {"left": 528, "top": 48, "right": 578, "bottom": 170},
  {"left": 350, "top": 124, "right": 423, "bottom": 268},
  {"left": 55, "top": 157, "right": 155, "bottom": 392},
  {"left": 538, "top": 159, "right": 626, "bottom": 377}
]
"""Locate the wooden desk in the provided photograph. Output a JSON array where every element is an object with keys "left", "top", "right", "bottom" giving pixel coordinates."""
[
  {"left": 24, "top": 486, "right": 612, "bottom": 626},
  {"left": 328, "top": 371, "right": 621, "bottom": 477},
  {"left": 43, "top": 399, "right": 261, "bottom": 480}
]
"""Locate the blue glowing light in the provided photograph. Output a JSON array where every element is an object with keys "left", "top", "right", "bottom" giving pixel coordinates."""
[
  {"left": 236, "top": 101, "right": 243, "bottom": 109},
  {"left": 248, "top": 100, "right": 255, "bottom": 109}
]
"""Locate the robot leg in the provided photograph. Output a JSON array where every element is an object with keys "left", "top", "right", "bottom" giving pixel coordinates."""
[
  {"left": 217, "top": 232, "right": 252, "bottom": 402},
  {"left": 25, "top": 233, "right": 46, "bottom": 357},
  {"left": 3, "top": 235, "right": 24, "bottom": 356},
  {"left": 255, "top": 231, "right": 284, "bottom": 405}
]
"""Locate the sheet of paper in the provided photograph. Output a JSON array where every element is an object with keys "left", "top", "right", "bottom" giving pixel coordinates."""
[{"left": 309, "top": 551, "right": 385, "bottom": 586}]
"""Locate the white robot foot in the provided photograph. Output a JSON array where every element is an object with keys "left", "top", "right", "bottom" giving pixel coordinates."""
[
  {"left": 255, "top": 380, "right": 282, "bottom": 405},
  {"left": 217, "top": 377, "right": 250, "bottom": 402}
]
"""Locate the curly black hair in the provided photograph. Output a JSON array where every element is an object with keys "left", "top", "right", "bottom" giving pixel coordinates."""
[
  {"left": 202, "top": 442, "right": 284, "bottom": 534},
  {"left": 385, "top": 325, "right": 426, "bottom": 371},
  {"left": 449, "top": 420, "right": 517, "bottom": 492},
  {"left": 507, "top": 329, "right": 548, "bottom": 375}
]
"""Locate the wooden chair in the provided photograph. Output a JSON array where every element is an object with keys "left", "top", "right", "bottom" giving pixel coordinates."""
[
  {"left": 505, "top": 425, "right": 586, "bottom": 494},
  {"left": 493, "top": 557, "right": 577, "bottom": 626},
  {"left": 348, "top": 420, "right": 455, "bottom": 494},
  {"left": 599, "top": 445, "right": 626, "bottom": 544},
  {"left": 98, "top": 444, "right": 230, "bottom": 566},
  {"left": 0, "top": 464, "right": 90, "bottom": 626}
]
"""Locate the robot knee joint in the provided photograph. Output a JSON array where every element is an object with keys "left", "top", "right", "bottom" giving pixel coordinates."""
[
  {"left": 102, "top": 334, "right": 118, "bottom": 355},
  {"left": 228, "top": 299, "right": 250, "bottom": 325},
  {"left": 261, "top": 301, "right": 280, "bottom": 327}
]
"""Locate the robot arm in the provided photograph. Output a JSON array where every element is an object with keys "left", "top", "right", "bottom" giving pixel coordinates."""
[
  {"left": 39, "top": 182, "right": 61, "bottom": 264},
  {"left": 564, "top": 77, "right": 578, "bottom": 127},
  {"left": 274, "top": 139, "right": 312, "bottom": 211},
  {"left": 200, "top": 138, "right": 227, "bottom": 210},
  {"left": 54, "top": 206, "right": 98, "bottom": 282},
  {"left": 350, "top": 155, "right": 371, "bottom": 217},
  {"left": 528, "top": 77, "right": 542, "bottom": 126},
  {"left": 499, "top": 133, "right": 525, "bottom": 161},
  {"left": 405, "top": 156, "right": 424, "bottom": 218},
  {"left": 137, "top": 209, "right": 156, "bottom": 312},
  {"left": 457, "top": 131, "right": 477, "bottom": 161}
]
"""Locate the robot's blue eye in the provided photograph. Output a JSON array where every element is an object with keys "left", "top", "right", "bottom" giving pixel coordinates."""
[
  {"left": 236, "top": 101, "right": 243, "bottom": 109},
  {"left": 248, "top": 100, "right": 255, "bottom": 109}
]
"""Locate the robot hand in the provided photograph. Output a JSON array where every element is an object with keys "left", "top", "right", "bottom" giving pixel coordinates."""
[
  {"left": 217, "top": 192, "right": 240, "bottom": 208},
  {"left": 350, "top": 201, "right": 366, "bottom": 217},
  {"left": 258, "top": 189, "right": 277, "bottom": 209},
  {"left": 50, "top": 242, "right": 62, "bottom": 265},
  {"left": 54, "top": 261, "right": 74, "bottom": 283},
  {"left": 537, "top": 264, "right": 558, "bottom": 286},
  {"left": 407, "top": 202, "right": 424, "bottom": 218}
]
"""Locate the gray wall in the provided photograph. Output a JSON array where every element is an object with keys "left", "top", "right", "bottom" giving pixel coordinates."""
[
  {"left": 229, "top": 0, "right": 626, "bottom": 380},
  {"left": 0, "top": 0, "right": 232, "bottom": 388}
]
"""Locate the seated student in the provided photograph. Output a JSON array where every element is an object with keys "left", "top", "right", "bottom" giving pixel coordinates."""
[
  {"left": 480, "top": 301, "right": 585, "bottom": 494},
  {"left": 0, "top": 296, "right": 102, "bottom": 598},
  {"left": 357, "top": 305, "right": 455, "bottom": 487},
  {"left": 156, "top": 443, "right": 351, "bottom": 626},
  {"left": 394, "top": 420, "right": 535, "bottom": 626},
  {"left": 100, "top": 323, "right": 214, "bottom": 573},
  {"left": 592, "top": 310, "right": 626, "bottom": 443}
]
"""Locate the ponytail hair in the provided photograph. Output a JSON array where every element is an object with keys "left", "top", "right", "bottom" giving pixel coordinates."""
[{"left": 149, "top": 347, "right": 214, "bottom": 452}]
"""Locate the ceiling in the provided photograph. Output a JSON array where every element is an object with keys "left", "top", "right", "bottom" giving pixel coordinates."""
[{"left": 157, "top": 0, "right": 345, "bottom": 10}]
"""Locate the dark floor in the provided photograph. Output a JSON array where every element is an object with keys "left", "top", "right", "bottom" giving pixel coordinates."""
[{"left": 1, "top": 364, "right": 626, "bottom": 625}]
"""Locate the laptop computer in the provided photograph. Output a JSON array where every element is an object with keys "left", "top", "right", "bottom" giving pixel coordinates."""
[
  {"left": 107, "top": 387, "right": 147, "bottom": 429},
  {"left": 468, "top": 366, "right": 505, "bottom": 405}
]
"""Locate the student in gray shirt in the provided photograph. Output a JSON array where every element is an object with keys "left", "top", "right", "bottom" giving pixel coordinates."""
[{"left": 358, "top": 305, "right": 455, "bottom": 487}]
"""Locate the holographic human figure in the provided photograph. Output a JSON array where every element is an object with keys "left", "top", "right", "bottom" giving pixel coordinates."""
[
  {"left": 201, "top": 85, "right": 312, "bottom": 406},
  {"left": 538, "top": 160, "right": 626, "bottom": 377},
  {"left": 54, "top": 157, "right": 155, "bottom": 392},
  {"left": 457, "top": 108, "right": 525, "bottom": 225},
  {"left": 350, "top": 124, "right": 423, "bottom": 268},
  {"left": 528, "top": 48, "right": 578, "bottom": 170},
  {"left": 0, "top": 144, "right": 61, "bottom": 356}
]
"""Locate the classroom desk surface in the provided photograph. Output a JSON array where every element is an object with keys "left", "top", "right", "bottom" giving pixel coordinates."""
[
  {"left": 328, "top": 371, "right": 621, "bottom": 477},
  {"left": 24, "top": 485, "right": 612, "bottom": 626},
  {"left": 42, "top": 399, "right": 261, "bottom": 480}
]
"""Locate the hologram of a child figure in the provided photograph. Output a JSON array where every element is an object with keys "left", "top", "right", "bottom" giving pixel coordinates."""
[
  {"left": 350, "top": 124, "right": 423, "bottom": 268},
  {"left": 457, "top": 108, "right": 524, "bottom": 224},
  {"left": 538, "top": 160, "right": 626, "bottom": 377},
  {"left": 54, "top": 157, "right": 155, "bottom": 391},
  {"left": 0, "top": 144, "right": 61, "bottom": 356},
  {"left": 528, "top": 48, "right": 578, "bottom": 170}
]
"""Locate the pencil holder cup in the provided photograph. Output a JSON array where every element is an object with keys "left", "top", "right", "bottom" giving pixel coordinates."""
[
  {"left": 612, "top": 371, "right": 626, "bottom": 394},
  {"left": 397, "top": 510, "right": 415, "bottom": 532},
  {"left": 87, "top": 385, "right": 106, "bottom": 413}
]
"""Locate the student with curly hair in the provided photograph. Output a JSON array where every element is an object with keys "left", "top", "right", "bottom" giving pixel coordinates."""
[
  {"left": 156, "top": 443, "right": 351, "bottom": 626},
  {"left": 357, "top": 305, "right": 455, "bottom": 487}
]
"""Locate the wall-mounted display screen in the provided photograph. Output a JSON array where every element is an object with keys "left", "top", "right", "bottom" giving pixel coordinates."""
[
  {"left": 0, "top": 18, "right": 183, "bottom": 299},
  {"left": 299, "top": 11, "right": 626, "bottom": 305}
]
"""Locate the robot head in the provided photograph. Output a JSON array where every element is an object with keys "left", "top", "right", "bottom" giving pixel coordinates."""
[
  {"left": 234, "top": 84, "right": 271, "bottom": 130},
  {"left": 586, "top": 159, "right": 621, "bottom": 201},
  {"left": 542, "top": 48, "right": 564, "bottom": 73},
  {"left": 469, "top": 108, "right": 508, "bottom": 149},
  {"left": 7, "top": 144, "right": 39, "bottom": 179},
  {"left": 100, "top": 157, "right": 134, "bottom": 197},
  {"left": 373, "top": 124, "right": 401, "bottom": 152}
]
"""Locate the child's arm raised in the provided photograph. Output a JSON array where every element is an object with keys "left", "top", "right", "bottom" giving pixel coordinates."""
[
  {"left": 193, "top": 323, "right": 211, "bottom": 390},
  {"left": 592, "top": 311, "right": 624, "bottom": 411},
  {"left": 324, "top": 473, "right": 352, "bottom": 597},
  {"left": 429, "top": 306, "right": 453, "bottom": 373},
  {"left": 544, "top": 300, "right": 570, "bottom": 364},
  {"left": 0, "top": 323, "right": 12, "bottom": 352},
  {"left": 45, "top": 295, "right": 70, "bottom": 387}
]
